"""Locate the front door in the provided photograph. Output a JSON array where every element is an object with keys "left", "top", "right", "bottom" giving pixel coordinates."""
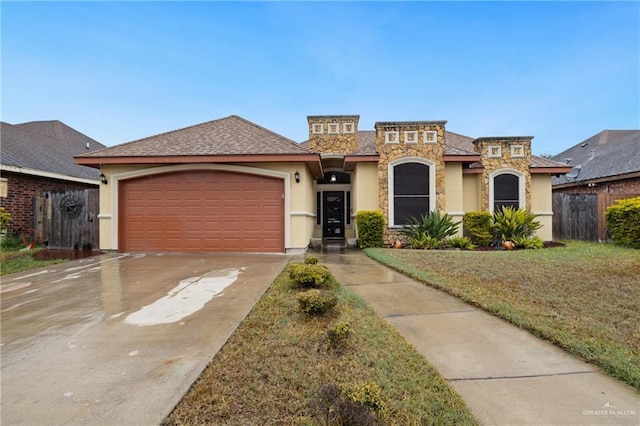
[{"left": 323, "top": 191, "right": 344, "bottom": 239}]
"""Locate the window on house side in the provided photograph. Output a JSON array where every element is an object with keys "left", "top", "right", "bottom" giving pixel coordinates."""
[
  {"left": 393, "top": 163, "right": 430, "bottom": 225},
  {"left": 493, "top": 173, "right": 520, "bottom": 211}
]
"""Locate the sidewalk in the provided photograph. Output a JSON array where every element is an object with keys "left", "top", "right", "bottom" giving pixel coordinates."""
[{"left": 318, "top": 251, "right": 639, "bottom": 426}]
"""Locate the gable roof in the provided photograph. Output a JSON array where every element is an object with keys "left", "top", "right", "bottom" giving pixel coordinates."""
[
  {"left": 1, "top": 120, "right": 105, "bottom": 181},
  {"left": 78, "top": 115, "right": 312, "bottom": 159},
  {"left": 552, "top": 130, "right": 640, "bottom": 185}
]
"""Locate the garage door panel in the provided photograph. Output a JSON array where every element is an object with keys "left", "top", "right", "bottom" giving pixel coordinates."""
[{"left": 119, "top": 170, "right": 284, "bottom": 252}]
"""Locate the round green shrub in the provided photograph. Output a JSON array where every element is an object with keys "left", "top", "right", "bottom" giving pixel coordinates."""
[
  {"left": 296, "top": 289, "right": 338, "bottom": 316},
  {"left": 304, "top": 256, "right": 320, "bottom": 265},
  {"left": 355, "top": 211, "right": 385, "bottom": 248},
  {"left": 605, "top": 196, "right": 640, "bottom": 249},
  {"left": 288, "top": 263, "right": 331, "bottom": 288}
]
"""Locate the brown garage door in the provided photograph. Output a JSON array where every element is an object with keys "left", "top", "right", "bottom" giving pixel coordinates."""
[{"left": 119, "top": 170, "right": 284, "bottom": 252}]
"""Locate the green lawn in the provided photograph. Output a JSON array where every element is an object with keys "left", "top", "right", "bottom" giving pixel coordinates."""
[
  {"left": 0, "top": 250, "right": 66, "bottom": 275},
  {"left": 364, "top": 241, "right": 640, "bottom": 389},
  {"left": 165, "top": 267, "right": 478, "bottom": 425}
]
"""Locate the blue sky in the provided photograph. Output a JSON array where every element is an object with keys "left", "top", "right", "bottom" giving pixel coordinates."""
[{"left": 2, "top": 1, "right": 638, "bottom": 155}]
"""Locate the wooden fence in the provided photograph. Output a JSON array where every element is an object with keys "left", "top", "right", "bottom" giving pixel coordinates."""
[
  {"left": 34, "top": 189, "right": 99, "bottom": 250},
  {"left": 552, "top": 192, "right": 637, "bottom": 242}
]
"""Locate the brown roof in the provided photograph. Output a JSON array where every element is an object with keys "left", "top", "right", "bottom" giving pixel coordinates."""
[{"left": 78, "top": 115, "right": 311, "bottom": 158}]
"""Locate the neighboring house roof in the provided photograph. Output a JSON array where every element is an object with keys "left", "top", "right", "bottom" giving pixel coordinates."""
[
  {"left": 1, "top": 120, "right": 105, "bottom": 182},
  {"left": 78, "top": 115, "right": 311, "bottom": 158},
  {"left": 552, "top": 130, "right": 640, "bottom": 185}
]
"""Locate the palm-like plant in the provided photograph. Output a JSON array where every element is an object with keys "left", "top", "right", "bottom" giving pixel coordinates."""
[
  {"left": 399, "top": 211, "right": 461, "bottom": 249},
  {"left": 492, "top": 207, "right": 541, "bottom": 242}
]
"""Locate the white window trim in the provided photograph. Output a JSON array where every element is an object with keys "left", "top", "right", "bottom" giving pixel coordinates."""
[
  {"left": 511, "top": 145, "right": 524, "bottom": 158},
  {"left": 328, "top": 123, "right": 340, "bottom": 134},
  {"left": 488, "top": 146, "right": 502, "bottom": 158},
  {"left": 423, "top": 130, "right": 437, "bottom": 144},
  {"left": 385, "top": 131, "right": 399, "bottom": 144},
  {"left": 343, "top": 123, "right": 355, "bottom": 134},
  {"left": 312, "top": 123, "right": 323, "bottom": 134},
  {"left": 404, "top": 130, "right": 418, "bottom": 144},
  {"left": 388, "top": 157, "right": 436, "bottom": 227},
  {"left": 488, "top": 168, "right": 526, "bottom": 212}
]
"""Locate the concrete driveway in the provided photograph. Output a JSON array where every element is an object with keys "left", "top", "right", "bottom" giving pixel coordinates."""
[{"left": 1, "top": 252, "right": 290, "bottom": 425}]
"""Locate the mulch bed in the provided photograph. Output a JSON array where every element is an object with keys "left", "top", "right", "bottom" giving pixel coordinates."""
[{"left": 31, "top": 249, "right": 103, "bottom": 261}]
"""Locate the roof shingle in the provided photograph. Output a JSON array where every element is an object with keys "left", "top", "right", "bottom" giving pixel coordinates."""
[
  {"left": 1, "top": 120, "right": 105, "bottom": 180},
  {"left": 78, "top": 115, "right": 311, "bottom": 158}
]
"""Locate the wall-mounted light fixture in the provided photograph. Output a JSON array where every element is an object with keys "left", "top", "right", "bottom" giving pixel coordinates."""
[
  {"left": 330, "top": 173, "right": 337, "bottom": 183},
  {"left": 294, "top": 171, "right": 300, "bottom": 183},
  {"left": 99, "top": 173, "right": 108, "bottom": 185}
]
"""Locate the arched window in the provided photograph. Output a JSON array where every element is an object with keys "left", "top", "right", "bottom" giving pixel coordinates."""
[
  {"left": 389, "top": 159, "right": 435, "bottom": 226},
  {"left": 491, "top": 171, "right": 524, "bottom": 211}
]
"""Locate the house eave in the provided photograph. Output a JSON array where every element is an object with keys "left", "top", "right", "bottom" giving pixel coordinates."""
[
  {"left": 444, "top": 155, "right": 480, "bottom": 162},
  {"left": 343, "top": 155, "right": 380, "bottom": 171},
  {"left": 531, "top": 166, "right": 573, "bottom": 175},
  {"left": 553, "top": 170, "right": 640, "bottom": 189},
  {"left": 0, "top": 164, "right": 99, "bottom": 185},
  {"left": 75, "top": 154, "right": 324, "bottom": 179}
]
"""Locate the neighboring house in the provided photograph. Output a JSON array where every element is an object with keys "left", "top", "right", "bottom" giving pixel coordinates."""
[
  {"left": 75, "top": 114, "right": 571, "bottom": 253},
  {"left": 0, "top": 120, "right": 106, "bottom": 233},
  {"left": 552, "top": 130, "right": 640, "bottom": 241}
]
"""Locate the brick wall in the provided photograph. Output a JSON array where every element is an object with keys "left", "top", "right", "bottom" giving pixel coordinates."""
[{"left": 0, "top": 171, "right": 97, "bottom": 233}]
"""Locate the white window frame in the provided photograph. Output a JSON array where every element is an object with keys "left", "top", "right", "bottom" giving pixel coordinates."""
[
  {"left": 404, "top": 130, "right": 418, "bottom": 144},
  {"left": 489, "top": 168, "right": 526, "bottom": 212},
  {"left": 488, "top": 145, "right": 502, "bottom": 158},
  {"left": 388, "top": 157, "right": 436, "bottom": 227},
  {"left": 511, "top": 145, "right": 524, "bottom": 158},
  {"left": 385, "top": 131, "right": 399, "bottom": 144},
  {"left": 312, "top": 123, "right": 323, "bottom": 134},
  {"left": 423, "top": 130, "right": 437, "bottom": 144},
  {"left": 343, "top": 123, "right": 355, "bottom": 134},
  {"left": 328, "top": 123, "right": 340, "bottom": 134}
]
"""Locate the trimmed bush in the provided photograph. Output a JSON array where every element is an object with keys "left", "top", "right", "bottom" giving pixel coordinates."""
[
  {"left": 493, "top": 207, "right": 541, "bottom": 242},
  {"left": 312, "top": 384, "right": 383, "bottom": 425},
  {"left": 296, "top": 289, "right": 338, "bottom": 316},
  {"left": 605, "top": 196, "right": 640, "bottom": 249},
  {"left": 327, "top": 320, "right": 351, "bottom": 349},
  {"left": 288, "top": 263, "right": 330, "bottom": 288},
  {"left": 304, "top": 256, "right": 319, "bottom": 265},
  {"left": 341, "top": 381, "right": 386, "bottom": 415},
  {"left": 463, "top": 212, "right": 493, "bottom": 246},
  {"left": 356, "top": 211, "right": 385, "bottom": 248}
]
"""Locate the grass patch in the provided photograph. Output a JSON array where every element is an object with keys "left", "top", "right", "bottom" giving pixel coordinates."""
[
  {"left": 165, "top": 267, "right": 477, "bottom": 425},
  {"left": 365, "top": 241, "right": 640, "bottom": 389},
  {"left": 0, "top": 250, "right": 66, "bottom": 275}
]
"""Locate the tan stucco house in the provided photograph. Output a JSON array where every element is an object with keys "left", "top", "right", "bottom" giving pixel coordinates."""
[{"left": 75, "top": 114, "right": 571, "bottom": 253}]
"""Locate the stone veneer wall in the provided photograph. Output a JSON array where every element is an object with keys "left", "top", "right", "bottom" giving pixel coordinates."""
[
  {"left": 473, "top": 137, "right": 532, "bottom": 211},
  {"left": 307, "top": 115, "right": 359, "bottom": 154},
  {"left": 375, "top": 121, "right": 447, "bottom": 244}
]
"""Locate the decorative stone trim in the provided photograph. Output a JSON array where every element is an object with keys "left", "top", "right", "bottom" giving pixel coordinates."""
[
  {"left": 312, "top": 123, "right": 323, "bottom": 134},
  {"left": 328, "top": 123, "right": 340, "bottom": 134},
  {"left": 423, "top": 130, "right": 437, "bottom": 144},
  {"left": 488, "top": 146, "right": 502, "bottom": 158},
  {"left": 404, "top": 131, "right": 418, "bottom": 144},
  {"left": 511, "top": 145, "right": 524, "bottom": 158},
  {"left": 343, "top": 123, "right": 355, "bottom": 134},
  {"left": 385, "top": 131, "right": 399, "bottom": 144}
]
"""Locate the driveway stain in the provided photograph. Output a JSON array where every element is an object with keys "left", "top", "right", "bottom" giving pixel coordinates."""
[{"left": 125, "top": 268, "right": 241, "bottom": 326}]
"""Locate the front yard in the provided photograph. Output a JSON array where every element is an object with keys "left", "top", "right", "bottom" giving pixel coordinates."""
[{"left": 365, "top": 241, "right": 640, "bottom": 389}]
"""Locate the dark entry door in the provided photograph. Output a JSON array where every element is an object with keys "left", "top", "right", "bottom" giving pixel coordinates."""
[{"left": 323, "top": 191, "right": 344, "bottom": 239}]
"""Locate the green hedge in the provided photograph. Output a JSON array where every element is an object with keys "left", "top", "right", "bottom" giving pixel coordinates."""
[
  {"left": 355, "top": 211, "right": 385, "bottom": 248},
  {"left": 462, "top": 211, "right": 493, "bottom": 246},
  {"left": 605, "top": 196, "right": 640, "bottom": 249}
]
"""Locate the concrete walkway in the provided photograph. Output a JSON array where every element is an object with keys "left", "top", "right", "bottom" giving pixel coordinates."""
[{"left": 318, "top": 251, "right": 639, "bottom": 425}]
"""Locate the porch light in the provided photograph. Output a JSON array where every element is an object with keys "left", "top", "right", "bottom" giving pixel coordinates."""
[
  {"left": 99, "top": 173, "right": 108, "bottom": 185},
  {"left": 294, "top": 171, "right": 300, "bottom": 183},
  {"left": 330, "top": 173, "right": 337, "bottom": 183}
]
